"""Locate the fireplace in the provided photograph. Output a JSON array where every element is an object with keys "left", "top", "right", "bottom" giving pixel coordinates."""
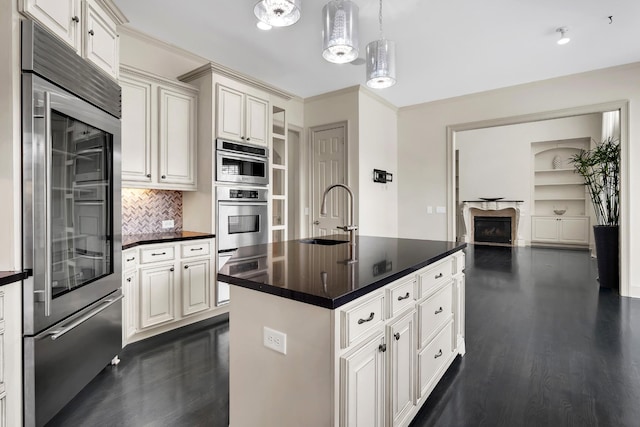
[{"left": 473, "top": 216, "right": 512, "bottom": 244}]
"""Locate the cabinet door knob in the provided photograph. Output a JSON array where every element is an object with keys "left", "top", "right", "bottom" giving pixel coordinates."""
[
  {"left": 394, "top": 332, "right": 400, "bottom": 341},
  {"left": 313, "top": 220, "right": 320, "bottom": 225},
  {"left": 241, "top": 136, "right": 245, "bottom": 140},
  {"left": 246, "top": 137, "right": 250, "bottom": 141},
  {"left": 161, "top": 175, "right": 166, "bottom": 179},
  {"left": 357, "top": 312, "right": 375, "bottom": 324},
  {"left": 146, "top": 174, "right": 151, "bottom": 178},
  {"left": 72, "top": 16, "right": 79, "bottom": 23},
  {"left": 378, "top": 343, "right": 387, "bottom": 353},
  {"left": 184, "top": 265, "right": 189, "bottom": 269},
  {"left": 88, "top": 29, "right": 95, "bottom": 36},
  {"left": 126, "top": 278, "right": 132, "bottom": 282},
  {"left": 434, "top": 349, "right": 443, "bottom": 359},
  {"left": 169, "top": 267, "right": 174, "bottom": 272}
]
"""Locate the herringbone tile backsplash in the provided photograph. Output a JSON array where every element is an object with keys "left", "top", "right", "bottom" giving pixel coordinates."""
[{"left": 122, "top": 188, "right": 183, "bottom": 235}]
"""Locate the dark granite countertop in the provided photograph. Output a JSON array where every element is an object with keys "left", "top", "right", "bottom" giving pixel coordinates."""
[
  {"left": 123, "top": 231, "right": 215, "bottom": 250},
  {"left": 218, "top": 235, "right": 466, "bottom": 309},
  {"left": 0, "top": 271, "right": 28, "bottom": 287}
]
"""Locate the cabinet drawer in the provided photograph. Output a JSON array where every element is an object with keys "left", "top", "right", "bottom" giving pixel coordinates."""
[
  {"left": 418, "top": 320, "right": 453, "bottom": 399},
  {"left": 340, "top": 292, "right": 385, "bottom": 349},
  {"left": 181, "top": 241, "right": 211, "bottom": 258},
  {"left": 123, "top": 249, "right": 138, "bottom": 271},
  {"left": 418, "top": 258, "right": 453, "bottom": 299},
  {"left": 418, "top": 282, "right": 453, "bottom": 348},
  {"left": 140, "top": 246, "right": 175, "bottom": 264},
  {"left": 386, "top": 277, "right": 416, "bottom": 319}
]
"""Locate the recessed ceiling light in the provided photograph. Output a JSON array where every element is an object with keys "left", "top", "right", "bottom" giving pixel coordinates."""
[
  {"left": 556, "top": 27, "right": 570, "bottom": 45},
  {"left": 257, "top": 21, "right": 272, "bottom": 30}
]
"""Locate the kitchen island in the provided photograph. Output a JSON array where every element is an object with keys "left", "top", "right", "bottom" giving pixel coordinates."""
[{"left": 219, "top": 236, "right": 466, "bottom": 427}]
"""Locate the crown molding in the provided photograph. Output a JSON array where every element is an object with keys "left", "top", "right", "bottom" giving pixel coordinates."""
[
  {"left": 120, "top": 64, "right": 199, "bottom": 93},
  {"left": 304, "top": 85, "right": 360, "bottom": 103},
  {"left": 98, "top": 0, "right": 128, "bottom": 25},
  {"left": 358, "top": 86, "right": 399, "bottom": 112}
]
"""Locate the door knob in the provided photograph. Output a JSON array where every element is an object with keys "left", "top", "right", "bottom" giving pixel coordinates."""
[{"left": 313, "top": 220, "right": 320, "bottom": 225}]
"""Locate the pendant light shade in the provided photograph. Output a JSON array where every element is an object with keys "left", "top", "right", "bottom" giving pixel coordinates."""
[
  {"left": 322, "top": 0, "right": 359, "bottom": 64},
  {"left": 254, "top": 0, "right": 301, "bottom": 27},
  {"left": 366, "top": 39, "right": 396, "bottom": 89},
  {"left": 366, "top": 0, "right": 396, "bottom": 88}
]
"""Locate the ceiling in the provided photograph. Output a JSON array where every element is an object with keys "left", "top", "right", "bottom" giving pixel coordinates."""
[{"left": 113, "top": 0, "right": 640, "bottom": 107}]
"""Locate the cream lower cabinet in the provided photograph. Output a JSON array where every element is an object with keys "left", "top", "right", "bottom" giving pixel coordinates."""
[
  {"left": 120, "top": 65, "right": 198, "bottom": 190},
  {"left": 0, "top": 281, "right": 23, "bottom": 427},
  {"left": 532, "top": 216, "right": 590, "bottom": 246},
  {"left": 122, "top": 238, "right": 224, "bottom": 346},
  {"left": 388, "top": 310, "right": 416, "bottom": 427}
]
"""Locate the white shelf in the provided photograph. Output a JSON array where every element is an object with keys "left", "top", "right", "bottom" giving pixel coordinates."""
[
  {"left": 534, "top": 182, "right": 584, "bottom": 187},
  {"left": 534, "top": 168, "right": 575, "bottom": 173},
  {"left": 272, "top": 195, "right": 285, "bottom": 200},
  {"left": 272, "top": 164, "right": 286, "bottom": 171},
  {"left": 272, "top": 132, "right": 285, "bottom": 139},
  {"left": 535, "top": 197, "right": 585, "bottom": 201},
  {"left": 271, "top": 225, "right": 285, "bottom": 230}
]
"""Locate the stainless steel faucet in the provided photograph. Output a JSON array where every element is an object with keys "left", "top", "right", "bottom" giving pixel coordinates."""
[{"left": 320, "top": 184, "right": 358, "bottom": 262}]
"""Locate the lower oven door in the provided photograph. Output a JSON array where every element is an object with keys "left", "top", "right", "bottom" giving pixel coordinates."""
[
  {"left": 217, "top": 202, "right": 269, "bottom": 251},
  {"left": 24, "top": 289, "right": 123, "bottom": 427}
]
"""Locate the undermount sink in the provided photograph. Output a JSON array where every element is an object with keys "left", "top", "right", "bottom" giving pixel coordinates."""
[{"left": 299, "top": 238, "right": 348, "bottom": 246}]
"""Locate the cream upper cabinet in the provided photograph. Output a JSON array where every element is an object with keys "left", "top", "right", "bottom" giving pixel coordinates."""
[
  {"left": 217, "top": 84, "right": 268, "bottom": 146},
  {"left": 20, "top": 0, "right": 124, "bottom": 80},
  {"left": 120, "top": 66, "right": 198, "bottom": 191},
  {"left": 83, "top": 0, "right": 119, "bottom": 78},
  {"left": 21, "top": 0, "right": 81, "bottom": 50}
]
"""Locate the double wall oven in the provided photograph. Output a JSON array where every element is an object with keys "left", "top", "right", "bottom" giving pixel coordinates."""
[
  {"left": 22, "top": 20, "right": 122, "bottom": 427},
  {"left": 215, "top": 139, "right": 269, "bottom": 304}
]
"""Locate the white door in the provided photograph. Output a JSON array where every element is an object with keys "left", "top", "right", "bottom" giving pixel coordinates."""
[
  {"left": 558, "top": 217, "right": 590, "bottom": 244},
  {"left": 531, "top": 216, "right": 559, "bottom": 241},
  {"left": 83, "top": 0, "right": 118, "bottom": 78},
  {"left": 159, "top": 87, "right": 197, "bottom": 187},
  {"left": 388, "top": 310, "right": 416, "bottom": 427},
  {"left": 341, "top": 334, "right": 385, "bottom": 427},
  {"left": 120, "top": 76, "right": 153, "bottom": 183},
  {"left": 311, "top": 123, "right": 347, "bottom": 237},
  {"left": 22, "top": 0, "right": 80, "bottom": 51},
  {"left": 139, "top": 264, "right": 176, "bottom": 329},
  {"left": 181, "top": 258, "right": 211, "bottom": 316}
]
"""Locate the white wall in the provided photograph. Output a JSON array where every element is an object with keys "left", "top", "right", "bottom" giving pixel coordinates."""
[
  {"left": 456, "top": 114, "right": 602, "bottom": 243},
  {"left": 398, "top": 62, "right": 640, "bottom": 297},
  {"left": 358, "top": 90, "right": 398, "bottom": 237}
]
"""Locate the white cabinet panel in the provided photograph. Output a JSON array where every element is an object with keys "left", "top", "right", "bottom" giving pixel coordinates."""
[
  {"left": 123, "top": 269, "right": 138, "bottom": 342},
  {"left": 532, "top": 216, "right": 589, "bottom": 245},
  {"left": 558, "top": 217, "right": 590, "bottom": 243},
  {"left": 159, "top": 87, "right": 196, "bottom": 186},
  {"left": 120, "top": 77, "right": 152, "bottom": 183},
  {"left": 83, "top": 0, "right": 118, "bottom": 78},
  {"left": 139, "top": 264, "right": 176, "bottom": 329},
  {"left": 388, "top": 310, "right": 416, "bottom": 427},
  {"left": 21, "top": 0, "right": 80, "bottom": 51},
  {"left": 245, "top": 95, "right": 268, "bottom": 146},
  {"left": 181, "top": 258, "right": 211, "bottom": 316},
  {"left": 418, "top": 321, "right": 453, "bottom": 399},
  {"left": 341, "top": 334, "right": 385, "bottom": 427},
  {"left": 216, "top": 84, "right": 268, "bottom": 146}
]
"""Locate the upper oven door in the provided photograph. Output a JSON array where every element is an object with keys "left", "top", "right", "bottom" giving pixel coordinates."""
[
  {"left": 217, "top": 202, "right": 269, "bottom": 251},
  {"left": 22, "top": 74, "right": 122, "bottom": 335},
  {"left": 216, "top": 151, "right": 269, "bottom": 185}
]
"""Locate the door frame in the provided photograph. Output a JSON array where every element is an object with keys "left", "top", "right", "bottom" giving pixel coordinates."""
[
  {"left": 308, "top": 121, "right": 349, "bottom": 236},
  {"left": 446, "top": 100, "right": 630, "bottom": 297}
]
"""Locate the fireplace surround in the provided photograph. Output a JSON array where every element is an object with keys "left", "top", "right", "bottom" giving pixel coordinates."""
[{"left": 461, "top": 200, "right": 524, "bottom": 246}]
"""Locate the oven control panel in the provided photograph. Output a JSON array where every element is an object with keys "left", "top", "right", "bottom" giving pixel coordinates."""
[
  {"left": 230, "top": 189, "right": 259, "bottom": 199},
  {"left": 217, "top": 187, "right": 268, "bottom": 203}
]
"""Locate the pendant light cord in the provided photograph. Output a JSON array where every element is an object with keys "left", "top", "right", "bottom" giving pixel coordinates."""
[{"left": 378, "top": 0, "right": 384, "bottom": 39}]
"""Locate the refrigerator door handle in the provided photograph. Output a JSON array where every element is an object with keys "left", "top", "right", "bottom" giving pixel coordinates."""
[
  {"left": 44, "top": 91, "right": 52, "bottom": 317},
  {"left": 45, "top": 294, "right": 124, "bottom": 341}
]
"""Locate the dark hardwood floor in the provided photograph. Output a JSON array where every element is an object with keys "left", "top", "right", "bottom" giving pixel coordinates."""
[{"left": 48, "top": 245, "right": 640, "bottom": 427}]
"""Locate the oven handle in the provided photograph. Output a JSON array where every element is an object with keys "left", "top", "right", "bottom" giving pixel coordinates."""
[
  {"left": 217, "top": 150, "right": 268, "bottom": 163},
  {"left": 47, "top": 294, "right": 124, "bottom": 341},
  {"left": 44, "top": 91, "right": 52, "bottom": 317},
  {"left": 218, "top": 201, "right": 269, "bottom": 207}
]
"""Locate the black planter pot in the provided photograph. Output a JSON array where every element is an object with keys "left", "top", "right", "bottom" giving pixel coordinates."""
[{"left": 593, "top": 225, "right": 620, "bottom": 291}]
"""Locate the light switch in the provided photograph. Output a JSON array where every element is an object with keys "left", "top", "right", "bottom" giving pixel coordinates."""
[
  {"left": 436, "top": 206, "right": 446, "bottom": 214},
  {"left": 427, "top": 206, "right": 433, "bottom": 214}
]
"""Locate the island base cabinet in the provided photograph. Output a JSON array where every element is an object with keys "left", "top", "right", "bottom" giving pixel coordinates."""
[
  {"left": 418, "top": 321, "right": 454, "bottom": 399},
  {"left": 181, "top": 258, "right": 211, "bottom": 316},
  {"left": 388, "top": 310, "right": 416, "bottom": 427},
  {"left": 340, "top": 334, "right": 386, "bottom": 427}
]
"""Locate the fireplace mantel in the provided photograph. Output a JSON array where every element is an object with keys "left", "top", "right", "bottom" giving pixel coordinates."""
[{"left": 461, "top": 200, "right": 525, "bottom": 246}]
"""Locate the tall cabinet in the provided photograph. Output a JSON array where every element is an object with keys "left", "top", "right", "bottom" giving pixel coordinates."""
[{"left": 531, "top": 138, "right": 591, "bottom": 247}]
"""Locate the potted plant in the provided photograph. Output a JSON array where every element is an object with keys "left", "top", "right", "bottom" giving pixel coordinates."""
[{"left": 569, "top": 137, "right": 620, "bottom": 290}]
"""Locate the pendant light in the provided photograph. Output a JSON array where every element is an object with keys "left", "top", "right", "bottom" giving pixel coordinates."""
[
  {"left": 366, "top": 0, "right": 396, "bottom": 88},
  {"left": 254, "top": 0, "right": 301, "bottom": 27},
  {"left": 322, "top": 0, "right": 359, "bottom": 64}
]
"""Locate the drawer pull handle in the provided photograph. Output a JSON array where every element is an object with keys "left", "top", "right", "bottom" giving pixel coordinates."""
[
  {"left": 434, "top": 349, "right": 443, "bottom": 359},
  {"left": 126, "top": 257, "right": 135, "bottom": 262},
  {"left": 434, "top": 307, "right": 443, "bottom": 314},
  {"left": 190, "top": 248, "right": 204, "bottom": 251},
  {"left": 435, "top": 273, "right": 443, "bottom": 279},
  {"left": 397, "top": 292, "right": 410, "bottom": 301},
  {"left": 394, "top": 332, "right": 400, "bottom": 341},
  {"left": 151, "top": 252, "right": 167, "bottom": 256},
  {"left": 357, "top": 312, "right": 375, "bottom": 324},
  {"left": 378, "top": 343, "right": 387, "bottom": 353}
]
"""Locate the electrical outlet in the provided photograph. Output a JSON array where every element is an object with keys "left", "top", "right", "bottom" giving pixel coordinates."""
[
  {"left": 263, "top": 326, "right": 287, "bottom": 355},
  {"left": 436, "top": 206, "right": 446, "bottom": 214},
  {"left": 427, "top": 206, "right": 433, "bottom": 214},
  {"left": 162, "top": 219, "right": 174, "bottom": 229}
]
